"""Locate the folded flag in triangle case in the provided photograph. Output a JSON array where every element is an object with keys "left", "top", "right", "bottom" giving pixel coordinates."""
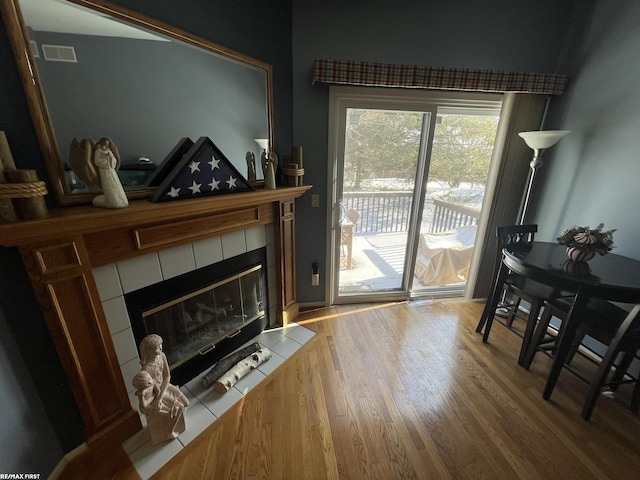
[{"left": 150, "top": 137, "right": 253, "bottom": 202}]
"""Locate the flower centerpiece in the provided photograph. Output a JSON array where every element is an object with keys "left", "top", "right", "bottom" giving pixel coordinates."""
[{"left": 556, "top": 223, "right": 616, "bottom": 262}]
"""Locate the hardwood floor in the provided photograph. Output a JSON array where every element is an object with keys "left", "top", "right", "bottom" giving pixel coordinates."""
[{"left": 78, "top": 300, "right": 640, "bottom": 479}]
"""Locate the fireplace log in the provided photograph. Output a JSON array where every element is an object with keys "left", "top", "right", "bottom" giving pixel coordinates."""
[
  {"left": 213, "top": 347, "right": 272, "bottom": 394},
  {"left": 202, "top": 342, "right": 262, "bottom": 387}
]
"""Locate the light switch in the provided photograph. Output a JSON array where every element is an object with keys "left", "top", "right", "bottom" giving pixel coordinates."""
[{"left": 311, "top": 194, "right": 320, "bottom": 208}]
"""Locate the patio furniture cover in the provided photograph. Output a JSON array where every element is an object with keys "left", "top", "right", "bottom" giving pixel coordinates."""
[{"left": 414, "top": 225, "right": 477, "bottom": 286}]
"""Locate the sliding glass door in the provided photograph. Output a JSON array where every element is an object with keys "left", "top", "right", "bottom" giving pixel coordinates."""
[
  {"left": 411, "top": 110, "right": 500, "bottom": 296},
  {"left": 328, "top": 88, "right": 501, "bottom": 304}
]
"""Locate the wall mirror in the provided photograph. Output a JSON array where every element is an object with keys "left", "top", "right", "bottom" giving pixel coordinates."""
[{"left": 1, "top": 0, "right": 273, "bottom": 206}]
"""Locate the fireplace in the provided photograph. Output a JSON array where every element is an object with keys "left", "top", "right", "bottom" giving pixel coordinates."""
[
  {"left": 0, "top": 186, "right": 309, "bottom": 445},
  {"left": 124, "top": 248, "right": 268, "bottom": 386}
]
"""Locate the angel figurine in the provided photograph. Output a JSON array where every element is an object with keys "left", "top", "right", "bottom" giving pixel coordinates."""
[
  {"left": 69, "top": 138, "right": 98, "bottom": 191},
  {"left": 245, "top": 151, "right": 257, "bottom": 182},
  {"left": 68, "top": 137, "right": 129, "bottom": 208},
  {"left": 261, "top": 150, "right": 278, "bottom": 189}
]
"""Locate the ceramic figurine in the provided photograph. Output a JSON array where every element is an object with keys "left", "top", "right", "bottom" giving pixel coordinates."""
[
  {"left": 261, "top": 150, "right": 278, "bottom": 189},
  {"left": 69, "top": 136, "right": 129, "bottom": 208},
  {"left": 133, "top": 334, "right": 189, "bottom": 445},
  {"left": 246, "top": 151, "right": 257, "bottom": 182},
  {"left": 92, "top": 138, "right": 128, "bottom": 208}
]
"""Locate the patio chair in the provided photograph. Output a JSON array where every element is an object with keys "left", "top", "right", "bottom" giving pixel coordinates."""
[{"left": 341, "top": 208, "right": 359, "bottom": 269}]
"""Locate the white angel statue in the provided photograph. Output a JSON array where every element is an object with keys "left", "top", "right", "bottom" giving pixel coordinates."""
[{"left": 69, "top": 137, "right": 128, "bottom": 208}]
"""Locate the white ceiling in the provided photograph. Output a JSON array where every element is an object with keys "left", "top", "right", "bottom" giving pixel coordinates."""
[{"left": 20, "top": 0, "right": 166, "bottom": 41}]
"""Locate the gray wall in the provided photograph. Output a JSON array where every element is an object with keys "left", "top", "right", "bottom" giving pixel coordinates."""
[
  {"left": 291, "top": 0, "right": 579, "bottom": 303},
  {"left": 533, "top": 0, "right": 640, "bottom": 261}
]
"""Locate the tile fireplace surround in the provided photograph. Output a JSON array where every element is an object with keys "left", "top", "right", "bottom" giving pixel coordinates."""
[
  {"left": 0, "top": 186, "right": 310, "bottom": 449},
  {"left": 96, "top": 223, "right": 277, "bottom": 410}
]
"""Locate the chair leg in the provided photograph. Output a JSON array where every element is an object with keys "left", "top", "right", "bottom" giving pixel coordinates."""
[
  {"left": 477, "top": 287, "right": 503, "bottom": 334},
  {"left": 609, "top": 350, "right": 635, "bottom": 390},
  {"left": 522, "top": 306, "right": 553, "bottom": 370},
  {"left": 477, "top": 263, "right": 510, "bottom": 342},
  {"left": 582, "top": 344, "right": 625, "bottom": 421},
  {"left": 630, "top": 374, "right": 640, "bottom": 414},
  {"left": 519, "top": 301, "right": 543, "bottom": 366},
  {"left": 582, "top": 363, "right": 614, "bottom": 421},
  {"left": 565, "top": 327, "right": 588, "bottom": 366},
  {"left": 504, "top": 296, "right": 522, "bottom": 326},
  {"left": 539, "top": 306, "right": 584, "bottom": 402}
]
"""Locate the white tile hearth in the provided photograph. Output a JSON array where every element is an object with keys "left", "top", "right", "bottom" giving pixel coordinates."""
[{"left": 122, "top": 323, "right": 315, "bottom": 479}]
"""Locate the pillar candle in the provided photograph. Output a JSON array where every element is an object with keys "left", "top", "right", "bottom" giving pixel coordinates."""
[{"left": 293, "top": 146, "right": 303, "bottom": 168}]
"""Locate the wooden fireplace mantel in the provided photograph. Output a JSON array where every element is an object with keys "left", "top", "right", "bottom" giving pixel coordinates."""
[{"left": 0, "top": 185, "right": 310, "bottom": 446}]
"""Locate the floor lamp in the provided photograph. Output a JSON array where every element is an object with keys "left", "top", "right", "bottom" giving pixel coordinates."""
[
  {"left": 495, "top": 129, "right": 570, "bottom": 318},
  {"left": 517, "top": 130, "right": 570, "bottom": 224}
]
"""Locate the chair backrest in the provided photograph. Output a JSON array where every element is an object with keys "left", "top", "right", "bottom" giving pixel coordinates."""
[
  {"left": 615, "top": 304, "right": 640, "bottom": 345},
  {"left": 346, "top": 208, "right": 359, "bottom": 225},
  {"left": 489, "top": 224, "right": 538, "bottom": 274},
  {"left": 496, "top": 224, "right": 537, "bottom": 250}
]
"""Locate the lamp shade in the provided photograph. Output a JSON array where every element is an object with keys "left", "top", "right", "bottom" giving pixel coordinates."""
[
  {"left": 254, "top": 138, "right": 269, "bottom": 151},
  {"left": 518, "top": 130, "right": 570, "bottom": 150}
]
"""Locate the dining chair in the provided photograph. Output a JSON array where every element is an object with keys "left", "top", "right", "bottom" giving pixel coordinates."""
[
  {"left": 524, "top": 299, "right": 640, "bottom": 420},
  {"left": 477, "top": 224, "right": 567, "bottom": 364}
]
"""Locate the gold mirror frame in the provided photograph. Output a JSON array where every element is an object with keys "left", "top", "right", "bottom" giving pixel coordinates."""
[{"left": 0, "top": 0, "right": 274, "bottom": 206}]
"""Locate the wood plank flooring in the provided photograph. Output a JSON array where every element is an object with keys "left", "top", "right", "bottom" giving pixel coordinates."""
[{"left": 77, "top": 300, "right": 640, "bottom": 479}]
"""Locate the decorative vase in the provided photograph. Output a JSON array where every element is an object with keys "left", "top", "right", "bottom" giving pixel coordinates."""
[
  {"left": 561, "top": 259, "right": 591, "bottom": 275},
  {"left": 566, "top": 247, "right": 595, "bottom": 262}
]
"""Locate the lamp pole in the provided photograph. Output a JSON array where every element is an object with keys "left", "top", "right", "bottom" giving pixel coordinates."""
[{"left": 519, "top": 150, "right": 543, "bottom": 225}]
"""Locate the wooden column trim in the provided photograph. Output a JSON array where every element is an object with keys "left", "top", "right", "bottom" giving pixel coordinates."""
[
  {"left": 275, "top": 199, "right": 299, "bottom": 325},
  {"left": 19, "top": 236, "right": 141, "bottom": 444}
]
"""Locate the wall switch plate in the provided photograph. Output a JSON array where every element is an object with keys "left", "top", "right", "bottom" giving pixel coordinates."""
[{"left": 311, "top": 194, "right": 320, "bottom": 208}]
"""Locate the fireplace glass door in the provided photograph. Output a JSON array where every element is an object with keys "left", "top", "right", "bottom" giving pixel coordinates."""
[{"left": 141, "top": 265, "right": 265, "bottom": 370}]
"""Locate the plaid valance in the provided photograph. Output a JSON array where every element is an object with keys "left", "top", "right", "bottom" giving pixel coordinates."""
[{"left": 313, "top": 59, "right": 569, "bottom": 96}]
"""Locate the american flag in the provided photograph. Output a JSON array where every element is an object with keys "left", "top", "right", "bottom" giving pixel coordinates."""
[{"left": 153, "top": 137, "right": 253, "bottom": 202}]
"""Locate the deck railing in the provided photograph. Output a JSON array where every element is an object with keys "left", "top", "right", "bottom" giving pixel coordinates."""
[
  {"left": 342, "top": 191, "right": 480, "bottom": 234},
  {"left": 430, "top": 199, "right": 480, "bottom": 233}
]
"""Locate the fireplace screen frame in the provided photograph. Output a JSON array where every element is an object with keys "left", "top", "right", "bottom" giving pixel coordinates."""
[{"left": 125, "top": 247, "right": 268, "bottom": 385}]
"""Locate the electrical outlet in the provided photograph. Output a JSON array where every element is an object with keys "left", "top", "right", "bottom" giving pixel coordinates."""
[
  {"left": 311, "top": 194, "right": 320, "bottom": 208},
  {"left": 312, "top": 273, "right": 320, "bottom": 286}
]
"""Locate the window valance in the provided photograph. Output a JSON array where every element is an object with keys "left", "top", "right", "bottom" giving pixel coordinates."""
[{"left": 313, "top": 59, "right": 569, "bottom": 96}]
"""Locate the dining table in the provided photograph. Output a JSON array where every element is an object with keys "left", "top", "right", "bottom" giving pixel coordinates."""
[{"left": 477, "top": 241, "right": 640, "bottom": 400}]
